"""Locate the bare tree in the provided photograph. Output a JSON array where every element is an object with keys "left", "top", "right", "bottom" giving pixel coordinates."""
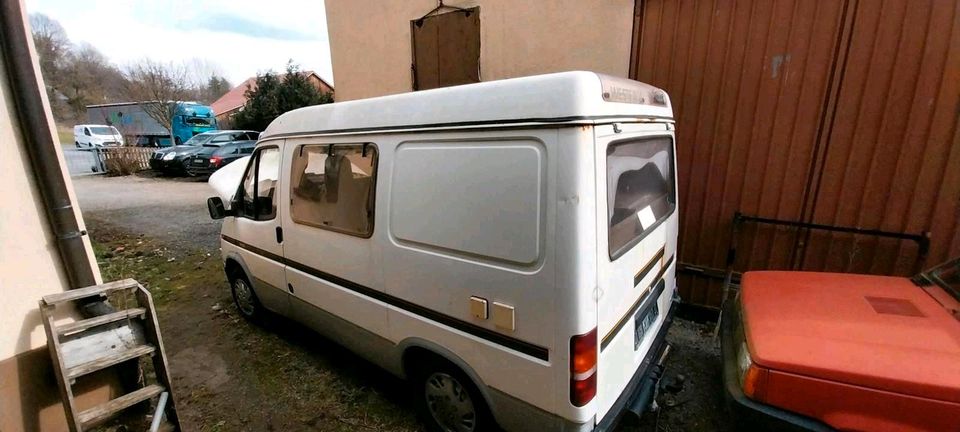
[
  {"left": 29, "top": 13, "right": 72, "bottom": 120},
  {"left": 61, "top": 43, "right": 126, "bottom": 116},
  {"left": 29, "top": 14, "right": 70, "bottom": 78},
  {"left": 124, "top": 60, "right": 191, "bottom": 145}
]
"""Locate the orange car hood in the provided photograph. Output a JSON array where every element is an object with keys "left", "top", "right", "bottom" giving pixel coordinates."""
[{"left": 741, "top": 271, "right": 960, "bottom": 403}]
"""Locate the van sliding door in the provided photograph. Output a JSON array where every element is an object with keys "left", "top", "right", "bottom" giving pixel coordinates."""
[{"left": 280, "top": 139, "right": 388, "bottom": 341}]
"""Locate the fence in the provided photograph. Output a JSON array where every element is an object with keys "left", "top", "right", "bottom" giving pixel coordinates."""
[
  {"left": 63, "top": 147, "right": 155, "bottom": 176},
  {"left": 99, "top": 147, "right": 154, "bottom": 174}
]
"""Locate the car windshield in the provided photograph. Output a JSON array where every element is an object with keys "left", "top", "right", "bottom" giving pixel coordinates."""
[
  {"left": 90, "top": 126, "right": 116, "bottom": 135},
  {"left": 921, "top": 257, "right": 960, "bottom": 301},
  {"left": 185, "top": 116, "right": 214, "bottom": 127},
  {"left": 183, "top": 133, "right": 216, "bottom": 146}
]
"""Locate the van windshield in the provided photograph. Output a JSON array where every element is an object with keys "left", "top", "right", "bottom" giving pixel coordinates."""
[
  {"left": 607, "top": 136, "right": 676, "bottom": 258},
  {"left": 90, "top": 126, "right": 117, "bottom": 135}
]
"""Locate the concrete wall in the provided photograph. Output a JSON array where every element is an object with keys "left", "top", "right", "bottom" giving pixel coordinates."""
[
  {"left": 0, "top": 3, "right": 107, "bottom": 430},
  {"left": 326, "top": 0, "right": 635, "bottom": 101}
]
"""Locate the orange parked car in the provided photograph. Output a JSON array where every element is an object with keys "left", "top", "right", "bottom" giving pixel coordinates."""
[{"left": 722, "top": 257, "right": 960, "bottom": 431}]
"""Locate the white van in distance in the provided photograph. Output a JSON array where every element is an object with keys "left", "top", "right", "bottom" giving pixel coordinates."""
[
  {"left": 73, "top": 124, "right": 123, "bottom": 147},
  {"left": 207, "top": 71, "right": 680, "bottom": 432}
]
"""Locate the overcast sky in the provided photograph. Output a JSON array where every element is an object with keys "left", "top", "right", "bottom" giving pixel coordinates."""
[{"left": 24, "top": 0, "right": 334, "bottom": 86}]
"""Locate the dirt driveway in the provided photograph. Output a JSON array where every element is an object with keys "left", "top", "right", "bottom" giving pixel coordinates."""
[{"left": 74, "top": 174, "right": 732, "bottom": 432}]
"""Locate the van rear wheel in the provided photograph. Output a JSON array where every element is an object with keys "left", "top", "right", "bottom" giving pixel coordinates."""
[{"left": 414, "top": 361, "right": 493, "bottom": 432}]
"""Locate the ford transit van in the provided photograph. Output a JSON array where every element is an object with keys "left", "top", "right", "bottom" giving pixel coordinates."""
[{"left": 207, "top": 71, "right": 680, "bottom": 432}]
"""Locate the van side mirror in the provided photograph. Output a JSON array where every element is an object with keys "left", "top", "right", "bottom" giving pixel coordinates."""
[{"left": 207, "top": 197, "right": 234, "bottom": 219}]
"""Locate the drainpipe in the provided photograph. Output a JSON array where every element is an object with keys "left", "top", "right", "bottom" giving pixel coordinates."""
[{"left": 0, "top": 1, "right": 99, "bottom": 295}]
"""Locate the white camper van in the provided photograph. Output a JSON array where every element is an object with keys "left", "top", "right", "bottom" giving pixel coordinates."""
[{"left": 207, "top": 71, "right": 679, "bottom": 432}]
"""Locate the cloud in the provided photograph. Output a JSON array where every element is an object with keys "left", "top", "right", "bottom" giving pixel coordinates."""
[
  {"left": 24, "top": 0, "right": 334, "bottom": 85},
  {"left": 177, "top": 13, "right": 319, "bottom": 41}
]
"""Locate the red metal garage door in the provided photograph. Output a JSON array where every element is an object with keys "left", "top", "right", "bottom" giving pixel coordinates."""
[{"left": 631, "top": 0, "right": 960, "bottom": 308}]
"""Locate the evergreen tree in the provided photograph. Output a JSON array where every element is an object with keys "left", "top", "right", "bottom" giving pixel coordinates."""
[{"left": 233, "top": 62, "right": 332, "bottom": 131}]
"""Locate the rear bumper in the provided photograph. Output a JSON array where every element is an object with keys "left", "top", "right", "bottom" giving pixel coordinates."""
[
  {"left": 593, "top": 294, "right": 677, "bottom": 432},
  {"left": 720, "top": 301, "right": 835, "bottom": 432},
  {"left": 186, "top": 164, "right": 217, "bottom": 175},
  {"left": 489, "top": 296, "right": 676, "bottom": 432}
]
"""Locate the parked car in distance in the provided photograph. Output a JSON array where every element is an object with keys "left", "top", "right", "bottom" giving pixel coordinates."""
[
  {"left": 722, "top": 257, "right": 960, "bottom": 431},
  {"left": 73, "top": 124, "right": 123, "bottom": 147},
  {"left": 133, "top": 136, "right": 172, "bottom": 147},
  {"left": 150, "top": 130, "right": 258, "bottom": 175},
  {"left": 206, "top": 72, "right": 681, "bottom": 432},
  {"left": 185, "top": 140, "right": 256, "bottom": 176}
]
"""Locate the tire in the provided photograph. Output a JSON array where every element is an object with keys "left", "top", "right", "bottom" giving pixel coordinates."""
[
  {"left": 413, "top": 360, "right": 494, "bottom": 432},
  {"left": 75, "top": 141, "right": 80, "bottom": 148},
  {"left": 228, "top": 270, "right": 264, "bottom": 321}
]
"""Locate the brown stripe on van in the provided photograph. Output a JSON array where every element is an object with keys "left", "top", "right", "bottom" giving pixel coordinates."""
[{"left": 634, "top": 246, "right": 666, "bottom": 288}]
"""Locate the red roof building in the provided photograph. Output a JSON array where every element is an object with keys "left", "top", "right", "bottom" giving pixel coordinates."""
[{"left": 211, "top": 71, "right": 334, "bottom": 127}]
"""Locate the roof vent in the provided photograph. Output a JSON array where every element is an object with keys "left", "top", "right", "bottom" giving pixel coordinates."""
[{"left": 865, "top": 296, "right": 925, "bottom": 317}]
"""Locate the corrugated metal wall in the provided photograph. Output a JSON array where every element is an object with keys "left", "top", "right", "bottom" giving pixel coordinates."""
[{"left": 631, "top": 0, "right": 960, "bottom": 307}]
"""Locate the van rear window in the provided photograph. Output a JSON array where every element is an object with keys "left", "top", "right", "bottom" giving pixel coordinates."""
[{"left": 607, "top": 137, "right": 675, "bottom": 258}]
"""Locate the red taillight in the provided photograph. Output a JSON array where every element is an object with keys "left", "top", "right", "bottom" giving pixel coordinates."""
[
  {"left": 210, "top": 156, "right": 222, "bottom": 167},
  {"left": 570, "top": 328, "right": 597, "bottom": 407}
]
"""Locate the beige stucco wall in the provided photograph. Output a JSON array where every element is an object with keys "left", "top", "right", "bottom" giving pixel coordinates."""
[
  {"left": 326, "top": 0, "right": 635, "bottom": 101},
  {"left": 0, "top": 9, "right": 100, "bottom": 362}
]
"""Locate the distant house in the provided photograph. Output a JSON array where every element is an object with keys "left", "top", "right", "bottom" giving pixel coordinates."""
[{"left": 210, "top": 71, "right": 334, "bottom": 128}]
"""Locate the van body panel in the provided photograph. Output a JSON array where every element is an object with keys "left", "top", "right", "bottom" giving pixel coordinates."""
[
  {"left": 592, "top": 123, "right": 679, "bottom": 420},
  {"left": 288, "top": 294, "right": 399, "bottom": 375},
  {"left": 383, "top": 128, "right": 560, "bottom": 414},
  {"left": 390, "top": 139, "right": 545, "bottom": 266}
]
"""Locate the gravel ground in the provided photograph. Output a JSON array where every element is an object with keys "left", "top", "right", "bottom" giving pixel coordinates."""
[
  {"left": 630, "top": 319, "right": 733, "bottom": 432},
  {"left": 74, "top": 173, "right": 734, "bottom": 432},
  {"left": 73, "top": 173, "right": 221, "bottom": 252}
]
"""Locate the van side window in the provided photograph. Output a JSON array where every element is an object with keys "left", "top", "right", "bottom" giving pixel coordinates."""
[
  {"left": 607, "top": 137, "right": 676, "bottom": 258},
  {"left": 239, "top": 147, "right": 280, "bottom": 220},
  {"left": 290, "top": 144, "right": 377, "bottom": 237}
]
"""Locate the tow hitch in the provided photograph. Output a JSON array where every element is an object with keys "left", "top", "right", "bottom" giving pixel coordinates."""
[{"left": 625, "top": 343, "right": 672, "bottom": 419}]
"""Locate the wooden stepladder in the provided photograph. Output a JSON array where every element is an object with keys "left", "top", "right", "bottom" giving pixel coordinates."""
[{"left": 39, "top": 279, "right": 180, "bottom": 432}]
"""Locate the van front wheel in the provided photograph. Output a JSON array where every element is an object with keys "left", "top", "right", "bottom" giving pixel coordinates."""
[
  {"left": 230, "top": 274, "right": 263, "bottom": 321},
  {"left": 414, "top": 362, "right": 492, "bottom": 432}
]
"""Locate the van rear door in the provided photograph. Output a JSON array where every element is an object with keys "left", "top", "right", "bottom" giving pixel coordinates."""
[{"left": 592, "top": 124, "right": 678, "bottom": 420}]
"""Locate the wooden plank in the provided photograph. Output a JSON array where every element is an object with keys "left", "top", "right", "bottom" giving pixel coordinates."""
[
  {"left": 77, "top": 384, "right": 165, "bottom": 428},
  {"left": 136, "top": 287, "right": 182, "bottom": 429},
  {"left": 40, "top": 302, "right": 82, "bottom": 432},
  {"left": 57, "top": 308, "right": 146, "bottom": 336},
  {"left": 66, "top": 344, "right": 155, "bottom": 379},
  {"left": 42, "top": 279, "right": 139, "bottom": 305}
]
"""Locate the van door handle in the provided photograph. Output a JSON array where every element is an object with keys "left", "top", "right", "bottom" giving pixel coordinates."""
[{"left": 275, "top": 226, "right": 283, "bottom": 244}]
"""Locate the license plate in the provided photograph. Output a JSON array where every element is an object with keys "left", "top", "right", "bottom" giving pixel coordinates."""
[
  {"left": 634, "top": 302, "right": 659, "bottom": 350},
  {"left": 192, "top": 159, "right": 205, "bottom": 165}
]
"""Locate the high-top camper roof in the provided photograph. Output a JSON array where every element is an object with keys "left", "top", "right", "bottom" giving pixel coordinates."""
[{"left": 261, "top": 71, "right": 673, "bottom": 139}]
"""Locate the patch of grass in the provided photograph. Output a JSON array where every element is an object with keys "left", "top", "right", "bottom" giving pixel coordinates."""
[
  {"left": 89, "top": 229, "right": 421, "bottom": 432},
  {"left": 57, "top": 126, "right": 75, "bottom": 147},
  {"left": 93, "top": 234, "right": 221, "bottom": 310}
]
